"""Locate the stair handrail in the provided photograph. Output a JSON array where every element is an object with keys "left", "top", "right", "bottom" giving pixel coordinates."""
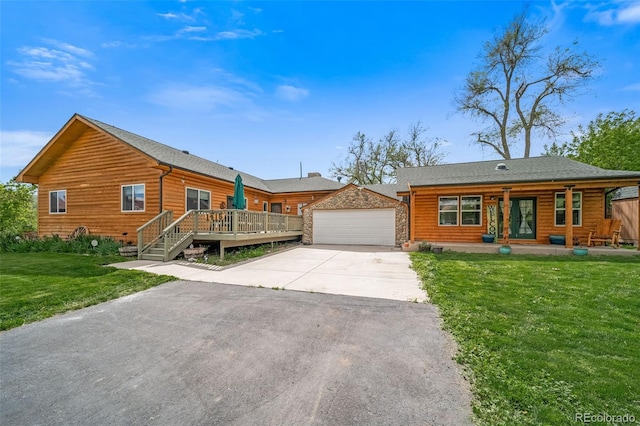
[
  {"left": 137, "top": 210, "right": 173, "bottom": 257},
  {"left": 160, "top": 210, "right": 197, "bottom": 260}
]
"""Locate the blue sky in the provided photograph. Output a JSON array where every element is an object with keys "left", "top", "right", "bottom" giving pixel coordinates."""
[{"left": 1, "top": 1, "right": 639, "bottom": 183}]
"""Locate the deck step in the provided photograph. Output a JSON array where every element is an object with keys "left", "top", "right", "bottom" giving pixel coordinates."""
[
  {"left": 147, "top": 248, "right": 164, "bottom": 255},
  {"left": 140, "top": 253, "right": 164, "bottom": 261}
]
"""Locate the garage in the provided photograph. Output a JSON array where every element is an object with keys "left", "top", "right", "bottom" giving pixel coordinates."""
[{"left": 313, "top": 208, "right": 396, "bottom": 245}]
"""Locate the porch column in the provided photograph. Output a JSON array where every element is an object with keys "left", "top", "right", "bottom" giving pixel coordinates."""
[
  {"left": 502, "top": 188, "right": 511, "bottom": 245},
  {"left": 565, "top": 185, "right": 574, "bottom": 249},
  {"left": 408, "top": 183, "right": 415, "bottom": 243}
]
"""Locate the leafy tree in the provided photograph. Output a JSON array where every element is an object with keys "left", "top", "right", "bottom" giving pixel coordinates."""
[
  {"left": 456, "top": 8, "right": 598, "bottom": 159},
  {"left": 331, "top": 122, "right": 445, "bottom": 184},
  {"left": 543, "top": 110, "right": 640, "bottom": 171},
  {"left": 0, "top": 179, "right": 37, "bottom": 235}
]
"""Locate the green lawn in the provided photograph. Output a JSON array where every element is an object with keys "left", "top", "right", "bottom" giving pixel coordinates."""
[
  {"left": 411, "top": 252, "right": 640, "bottom": 426},
  {"left": 0, "top": 253, "right": 176, "bottom": 331}
]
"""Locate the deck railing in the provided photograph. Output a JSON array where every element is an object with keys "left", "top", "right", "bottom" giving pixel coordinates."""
[
  {"left": 136, "top": 210, "right": 173, "bottom": 254},
  {"left": 139, "top": 209, "right": 303, "bottom": 261},
  {"left": 190, "top": 209, "right": 303, "bottom": 235}
]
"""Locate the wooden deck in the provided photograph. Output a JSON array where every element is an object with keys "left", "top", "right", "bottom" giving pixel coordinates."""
[{"left": 137, "top": 209, "right": 303, "bottom": 261}]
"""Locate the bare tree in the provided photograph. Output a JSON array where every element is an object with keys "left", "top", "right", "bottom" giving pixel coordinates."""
[
  {"left": 455, "top": 9, "right": 598, "bottom": 159},
  {"left": 330, "top": 123, "right": 446, "bottom": 184}
]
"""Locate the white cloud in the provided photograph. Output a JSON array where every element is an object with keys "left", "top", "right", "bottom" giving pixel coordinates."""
[
  {"left": 0, "top": 130, "right": 51, "bottom": 167},
  {"left": 276, "top": 85, "right": 310, "bottom": 102},
  {"left": 157, "top": 7, "right": 202, "bottom": 22},
  {"left": 101, "top": 41, "right": 137, "bottom": 49},
  {"left": 214, "top": 29, "right": 263, "bottom": 40},
  {"left": 622, "top": 82, "right": 640, "bottom": 91},
  {"left": 148, "top": 84, "right": 250, "bottom": 110},
  {"left": 618, "top": 2, "right": 640, "bottom": 23},
  {"left": 180, "top": 25, "right": 207, "bottom": 33},
  {"left": 231, "top": 9, "right": 245, "bottom": 24},
  {"left": 8, "top": 41, "right": 96, "bottom": 89},
  {"left": 585, "top": 2, "right": 640, "bottom": 26},
  {"left": 42, "top": 38, "right": 94, "bottom": 58}
]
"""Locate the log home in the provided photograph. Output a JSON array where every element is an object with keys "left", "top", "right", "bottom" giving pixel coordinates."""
[
  {"left": 396, "top": 157, "right": 640, "bottom": 249},
  {"left": 16, "top": 114, "right": 343, "bottom": 251}
]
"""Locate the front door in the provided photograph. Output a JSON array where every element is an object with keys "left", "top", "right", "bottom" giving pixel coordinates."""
[{"left": 498, "top": 197, "right": 536, "bottom": 239}]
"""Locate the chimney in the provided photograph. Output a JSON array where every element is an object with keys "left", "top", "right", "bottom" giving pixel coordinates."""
[{"left": 307, "top": 172, "right": 321, "bottom": 178}]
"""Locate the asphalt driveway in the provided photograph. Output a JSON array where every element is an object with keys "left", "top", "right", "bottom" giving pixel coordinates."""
[
  {"left": 1, "top": 281, "right": 473, "bottom": 425},
  {"left": 117, "top": 245, "right": 428, "bottom": 302}
]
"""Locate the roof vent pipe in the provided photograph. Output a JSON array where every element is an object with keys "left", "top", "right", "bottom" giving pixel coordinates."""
[
  {"left": 182, "top": 150, "right": 189, "bottom": 155},
  {"left": 495, "top": 163, "right": 509, "bottom": 170}
]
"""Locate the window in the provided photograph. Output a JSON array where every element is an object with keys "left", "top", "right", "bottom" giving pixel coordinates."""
[
  {"left": 555, "top": 192, "right": 582, "bottom": 226},
  {"left": 186, "top": 188, "right": 211, "bottom": 210},
  {"left": 122, "top": 184, "right": 145, "bottom": 212},
  {"left": 49, "top": 190, "right": 66, "bottom": 214},
  {"left": 461, "top": 196, "right": 482, "bottom": 225},
  {"left": 439, "top": 197, "right": 458, "bottom": 225},
  {"left": 263, "top": 201, "right": 268, "bottom": 212}
]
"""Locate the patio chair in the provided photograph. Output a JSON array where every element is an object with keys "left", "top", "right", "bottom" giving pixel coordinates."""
[{"left": 587, "top": 219, "right": 622, "bottom": 248}]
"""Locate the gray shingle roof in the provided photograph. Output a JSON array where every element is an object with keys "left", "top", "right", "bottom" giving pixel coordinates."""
[
  {"left": 396, "top": 156, "right": 640, "bottom": 188},
  {"left": 613, "top": 186, "right": 639, "bottom": 200},
  {"left": 81, "top": 115, "right": 342, "bottom": 194},
  {"left": 264, "top": 176, "right": 345, "bottom": 192},
  {"left": 362, "top": 184, "right": 403, "bottom": 200}
]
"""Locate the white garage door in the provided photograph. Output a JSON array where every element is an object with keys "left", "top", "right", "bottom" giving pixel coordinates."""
[{"left": 313, "top": 209, "right": 396, "bottom": 246}]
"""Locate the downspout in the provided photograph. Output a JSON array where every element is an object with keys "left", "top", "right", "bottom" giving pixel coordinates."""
[{"left": 159, "top": 164, "right": 173, "bottom": 213}]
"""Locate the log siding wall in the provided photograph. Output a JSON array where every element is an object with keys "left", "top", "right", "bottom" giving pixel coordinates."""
[
  {"left": 36, "top": 128, "right": 162, "bottom": 243},
  {"left": 411, "top": 186, "right": 605, "bottom": 245}
]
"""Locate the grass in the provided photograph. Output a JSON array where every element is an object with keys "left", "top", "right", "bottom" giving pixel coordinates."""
[
  {"left": 198, "top": 241, "right": 299, "bottom": 267},
  {"left": 411, "top": 252, "right": 640, "bottom": 426},
  {"left": 0, "top": 253, "right": 176, "bottom": 331}
]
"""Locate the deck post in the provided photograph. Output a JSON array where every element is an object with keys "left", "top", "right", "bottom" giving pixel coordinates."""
[
  {"left": 264, "top": 212, "right": 269, "bottom": 232},
  {"left": 502, "top": 188, "right": 511, "bottom": 245},
  {"left": 137, "top": 230, "right": 143, "bottom": 260},
  {"left": 233, "top": 210, "right": 238, "bottom": 238},
  {"left": 194, "top": 211, "right": 199, "bottom": 236},
  {"left": 285, "top": 215, "right": 289, "bottom": 232},
  {"left": 565, "top": 185, "right": 575, "bottom": 248}
]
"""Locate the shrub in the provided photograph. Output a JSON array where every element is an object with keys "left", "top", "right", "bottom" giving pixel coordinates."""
[
  {"left": 0, "top": 233, "right": 120, "bottom": 255},
  {"left": 418, "top": 242, "right": 432, "bottom": 253}
]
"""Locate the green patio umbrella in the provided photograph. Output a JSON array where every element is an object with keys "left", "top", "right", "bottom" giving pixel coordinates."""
[{"left": 232, "top": 174, "right": 246, "bottom": 210}]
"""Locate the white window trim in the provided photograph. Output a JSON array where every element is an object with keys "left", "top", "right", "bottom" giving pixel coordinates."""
[
  {"left": 554, "top": 192, "right": 582, "bottom": 227},
  {"left": 121, "top": 184, "right": 145, "bottom": 213},
  {"left": 185, "top": 187, "right": 212, "bottom": 211},
  {"left": 49, "top": 189, "right": 67, "bottom": 214},
  {"left": 460, "top": 195, "right": 483, "bottom": 227},
  {"left": 438, "top": 196, "right": 459, "bottom": 226}
]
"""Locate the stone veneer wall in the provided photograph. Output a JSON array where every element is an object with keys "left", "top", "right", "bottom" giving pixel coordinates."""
[{"left": 302, "top": 186, "right": 408, "bottom": 246}]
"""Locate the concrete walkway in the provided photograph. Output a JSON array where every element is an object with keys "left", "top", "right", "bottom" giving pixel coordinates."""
[{"left": 112, "top": 245, "right": 428, "bottom": 302}]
